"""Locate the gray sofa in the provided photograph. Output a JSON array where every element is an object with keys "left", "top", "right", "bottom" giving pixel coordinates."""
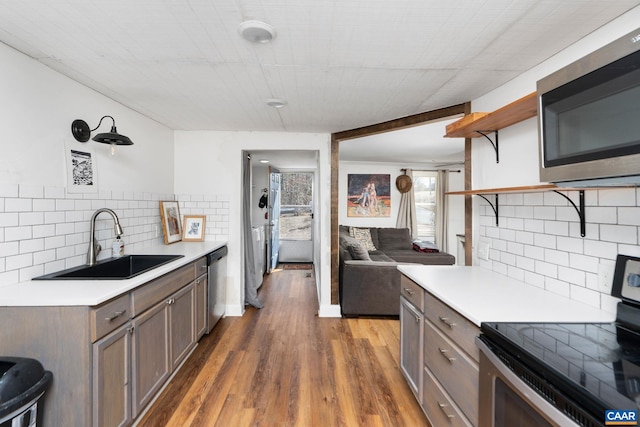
[{"left": 339, "top": 225, "right": 455, "bottom": 317}]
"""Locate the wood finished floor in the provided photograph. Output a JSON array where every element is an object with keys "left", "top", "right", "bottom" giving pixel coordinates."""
[{"left": 137, "top": 266, "right": 428, "bottom": 426}]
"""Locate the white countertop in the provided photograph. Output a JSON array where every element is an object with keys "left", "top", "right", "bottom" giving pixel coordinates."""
[
  {"left": 397, "top": 265, "right": 616, "bottom": 326},
  {"left": 0, "top": 241, "right": 227, "bottom": 307}
]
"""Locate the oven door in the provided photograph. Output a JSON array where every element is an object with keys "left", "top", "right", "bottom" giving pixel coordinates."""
[{"left": 477, "top": 338, "right": 579, "bottom": 427}]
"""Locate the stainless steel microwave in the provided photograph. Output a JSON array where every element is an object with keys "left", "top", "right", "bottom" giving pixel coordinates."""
[{"left": 538, "top": 27, "right": 640, "bottom": 187}]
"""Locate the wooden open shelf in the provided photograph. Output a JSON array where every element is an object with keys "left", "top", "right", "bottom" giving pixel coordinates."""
[
  {"left": 444, "top": 92, "right": 537, "bottom": 138},
  {"left": 445, "top": 184, "right": 557, "bottom": 196}
]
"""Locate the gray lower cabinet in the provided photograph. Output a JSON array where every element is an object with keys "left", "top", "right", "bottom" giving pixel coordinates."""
[
  {"left": 400, "top": 274, "right": 480, "bottom": 427},
  {"left": 0, "top": 258, "right": 205, "bottom": 427},
  {"left": 131, "top": 276, "right": 196, "bottom": 419},
  {"left": 93, "top": 322, "right": 132, "bottom": 427},
  {"left": 399, "top": 276, "right": 425, "bottom": 401}
]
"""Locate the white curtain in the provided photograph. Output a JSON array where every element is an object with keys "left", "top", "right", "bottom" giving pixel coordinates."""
[
  {"left": 396, "top": 169, "right": 417, "bottom": 239},
  {"left": 435, "top": 169, "right": 449, "bottom": 252}
]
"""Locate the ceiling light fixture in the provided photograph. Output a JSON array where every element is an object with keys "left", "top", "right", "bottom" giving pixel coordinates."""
[
  {"left": 266, "top": 98, "right": 287, "bottom": 108},
  {"left": 238, "top": 20, "right": 275, "bottom": 43},
  {"left": 71, "top": 116, "right": 133, "bottom": 156},
  {"left": 259, "top": 159, "right": 270, "bottom": 164}
]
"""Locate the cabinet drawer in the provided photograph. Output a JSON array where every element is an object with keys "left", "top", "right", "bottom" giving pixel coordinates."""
[
  {"left": 195, "top": 256, "right": 208, "bottom": 278},
  {"left": 424, "top": 321, "right": 478, "bottom": 425},
  {"left": 131, "top": 263, "right": 194, "bottom": 316},
  {"left": 422, "top": 366, "right": 473, "bottom": 427},
  {"left": 91, "top": 293, "right": 131, "bottom": 342},
  {"left": 400, "top": 275, "right": 424, "bottom": 312},
  {"left": 424, "top": 293, "right": 479, "bottom": 362}
]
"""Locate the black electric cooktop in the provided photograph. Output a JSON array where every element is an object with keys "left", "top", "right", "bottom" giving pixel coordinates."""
[
  {"left": 480, "top": 255, "right": 640, "bottom": 424},
  {"left": 480, "top": 319, "right": 640, "bottom": 420}
]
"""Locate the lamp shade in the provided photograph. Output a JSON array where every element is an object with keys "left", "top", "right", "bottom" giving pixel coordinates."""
[
  {"left": 92, "top": 125, "right": 133, "bottom": 146},
  {"left": 71, "top": 116, "right": 134, "bottom": 146}
]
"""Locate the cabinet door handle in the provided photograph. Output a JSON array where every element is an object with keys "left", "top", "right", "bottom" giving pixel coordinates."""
[
  {"left": 127, "top": 326, "right": 134, "bottom": 334},
  {"left": 438, "top": 402, "right": 455, "bottom": 419},
  {"left": 438, "top": 347, "right": 456, "bottom": 363},
  {"left": 105, "top": 310, "right": 126, "bottom": 322},
  {"left": 414, "top": 314, "right": 420, "bottom": 323},
  {"left": 166, "top": 298, "right": 175, "bottom": 305},
  {"left": 403, "top": 288, "right": 414, "bottom": 296},
  {"left": 438, "top": 316, "right": 456, "bottom": 328}
]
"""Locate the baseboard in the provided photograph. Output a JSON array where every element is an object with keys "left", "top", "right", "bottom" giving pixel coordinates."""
[
  {"left": 318, "top": 304, "right": 342, "bottom": 318},
  {"left": 224, "top": 304, "right": 244, "bottom": 317}
]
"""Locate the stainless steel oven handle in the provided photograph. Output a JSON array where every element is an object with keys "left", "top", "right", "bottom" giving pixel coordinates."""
[{"left": 476, "top": 337, "right": 581, "bottom": 427}]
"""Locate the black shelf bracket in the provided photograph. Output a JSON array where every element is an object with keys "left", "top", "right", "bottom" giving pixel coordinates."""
[
  {"left": 477, "top": 194, "right": 499, "bottom": 226},
  {"left": 552, "top": 190, "right": 586, "bottom": 237},
  {"left": 475, "top": 130, "right": 499, "bottom": 163}
]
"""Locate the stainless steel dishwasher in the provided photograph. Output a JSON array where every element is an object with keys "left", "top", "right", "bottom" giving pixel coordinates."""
[{"left": 206, "top": 246, "right": 227, "bottom": 333}]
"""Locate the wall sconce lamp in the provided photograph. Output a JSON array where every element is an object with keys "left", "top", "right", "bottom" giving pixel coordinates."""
[{"left": 71, "top": 116, "right": 133, "bottom": 155}]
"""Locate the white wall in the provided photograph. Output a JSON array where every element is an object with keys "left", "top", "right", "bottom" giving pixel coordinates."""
[
  {"left": 0, "top": 41, "right": 183, "bottom": 285},
  {"left": 173, "top": 131, "right": 334, "bottom": 316},
  {"left": 468, "top": 6, "right": 640, "bottom": 313}
]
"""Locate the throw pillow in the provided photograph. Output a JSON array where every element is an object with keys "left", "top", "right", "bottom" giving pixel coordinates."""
[
  {"left": 349, "top": 227, "right": 377, "bottom": 251},
  {"left": 347, "top": 243, "right": 371, "bottom": 261}
]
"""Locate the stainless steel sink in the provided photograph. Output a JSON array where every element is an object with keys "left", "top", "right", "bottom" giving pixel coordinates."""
[{"left": 33, "top": 254, "right": 184, "bottom": 280}]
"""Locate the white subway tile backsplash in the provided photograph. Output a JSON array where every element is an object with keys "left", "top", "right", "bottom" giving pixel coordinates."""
[
  {"left": 600, "top": 224, "right": 638, "bottom": 245},
  {"left": 556, "top": 236, "right": 583, "bottom": 254},
  {"left": 544, "top": 220, "right": 569, "bottom": 236},
  {"left": 5, "top": 227, "right": 32, "bottom": 242},
  {"left": 558, "top": 266, "right": 585, "bottom": 286},
  {"left": 6, "top": 198, "right": 32, "bottom": 212},
  {"left": 569, "top": 253, "right": 599, "bottom": 273},
  {"left": 584, "top": 239, "right": 619, "bottom": 259},
  {"left": 0, "top": 213, "right": 19, "bottom": 227},
  {"left": 480, "top": 187, "right": 640, "bottom": 311},
  {"left": 619, "top": 207, "right": 640, "bottom": 226},
  {"left": 544, "top": 248, "right": 569, "bottom": 266},
  {"left": 6, "top": 253, "right": 32, "bottom": 270},
  {"left": 20, "top": 238, "right": 44, "bottom": 254},
  {"left": 544, "top": 278, "right": 570, "bottom": 298},
  {"left": 0, "top": 186, "right": 229, "bottom": 286},
  {"left": 20, "top": 212, "right": 44, "bottom": 226},
  {"left": 0, "top": 184, "right": 19, "bottom": 198},
  {"left": 19, "top": 185, "right": 43, "bottom": 199},
  {"left": 598, "top": 188, "right": 636, "bottom": 206},
  {"left": 533, "top": 206, "right": 555, "bottom": 220},
  {"left": 535, "top": 260, "right": 558, "bottom": 278}
]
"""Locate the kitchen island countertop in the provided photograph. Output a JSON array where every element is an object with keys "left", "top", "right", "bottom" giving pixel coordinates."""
[
  {"left": 0, "top": 241, "right": 226, "bottom": 307},
  {"left": 398, "top": 264, "right": 616, "bottom": 326}
]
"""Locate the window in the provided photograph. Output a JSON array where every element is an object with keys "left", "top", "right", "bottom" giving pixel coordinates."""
[
  {"left": 279, "top": 172, "right": 313, "bottom": 240},
  {"left": 413, "top": 171, "right": 437, "bottom": 242}
]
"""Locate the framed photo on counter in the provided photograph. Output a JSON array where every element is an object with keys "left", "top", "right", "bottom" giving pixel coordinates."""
[
  {"left": 182, "top": 215, "right": 206, "bottom": 242},
  {"left": 159, "top": 201, "right": 182, "bottom": 244}
]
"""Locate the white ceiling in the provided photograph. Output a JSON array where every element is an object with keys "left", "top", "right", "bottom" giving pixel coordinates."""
[{"left": 1, "top": 1, "right": 638, "bottom": 166}]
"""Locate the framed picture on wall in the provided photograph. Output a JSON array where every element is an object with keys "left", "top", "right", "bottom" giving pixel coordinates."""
[
  {"left": 182, "top": 215, "right": 206, "bottom": 242},
  {"left": 65, "top": 140, "right": 98, "bottom": 194},
  {"left": 347, "top": 174, "right": 391, "bottom": 217},
  {"left": 159, "top": 201, "right": 182, "bottom": 244}
]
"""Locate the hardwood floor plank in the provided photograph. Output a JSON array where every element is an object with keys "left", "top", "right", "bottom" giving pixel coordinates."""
[{"left": 137, "top": 268, "right": 428, "bottom": 426}]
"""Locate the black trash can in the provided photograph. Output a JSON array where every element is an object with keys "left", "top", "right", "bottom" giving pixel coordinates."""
[{"left": 0, "top": 357, "right": 52, "bottom": 427}]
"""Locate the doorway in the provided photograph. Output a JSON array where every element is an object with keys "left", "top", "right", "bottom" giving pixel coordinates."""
[
  {"left": 278, "top": 171, "right": 314, "bottom": 263},
  {"left": 249, "top": 150, "right": 318, "bottom": 272}
]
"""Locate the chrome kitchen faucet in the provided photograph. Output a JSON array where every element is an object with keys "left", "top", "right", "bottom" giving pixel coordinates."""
[{"left": 87, "top": 208, "right": 123, "bottom": 266}]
